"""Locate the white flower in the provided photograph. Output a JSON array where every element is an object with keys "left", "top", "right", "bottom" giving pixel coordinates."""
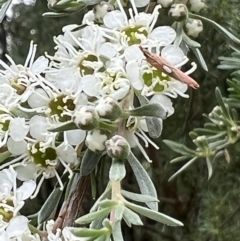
[
  {"left": 0, "top": 41, "right": 48, "bottom": 106},
  {"left": 85, "top": 130, "right": 108, "bottom": 152},
  {"left": 102, "top": 0, "right": 176, "bottom": 48},
  {"left": 0, "top": 167, "right": 36, "bottom": 239}
]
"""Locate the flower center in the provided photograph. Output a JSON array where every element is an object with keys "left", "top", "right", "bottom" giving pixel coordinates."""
[
  {"left": 48, "top": 95, "right": 75, "bottom": 122},
  {"left": 10, "top": 78, "right": 27, "bottom": 95},
  {"left": 30, "top": 142, "right": 57, "bottom": 167},
  {"left": 122, "top": 25, "right": 148, "bottom": 46},
  {"left": 0, "top": 119, "right": 10, "bottom": 132},
  {"left": 142, "top": 68, "right": 171, "bottom": 92},
  {"left": 0, "top": 199, "right": 14, "bottom": 222},
  {"left": 78, "top": 54, "right": 99, "bottom": 76}
]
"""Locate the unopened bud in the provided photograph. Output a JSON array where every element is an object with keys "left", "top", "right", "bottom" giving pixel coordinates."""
[
  {"left": 73, "top": 106, "right": 99, "bottom": 130},
  {"left": 187, "top": 0, "right": 205, "bottom": 13},
  {"left": 185, "top": 18, "right": 203, "bottom": 38},
  {"left": 105, "top": 135, "right": 130, "bottom": 159},
  {"left": 85, "top": 130, "right": 108, "bottom": 152},
  {"left": 95, "top": 96, "right": 122, "bottom": 121},
  {"left": 168, "top": 4, "right": 188, "bottom": 22},
  {"left": 93, "top": 1, "right": 114, "bottom": 23},
  {"left": 157, "top": 0, "right": 173, "bottom": 8}
]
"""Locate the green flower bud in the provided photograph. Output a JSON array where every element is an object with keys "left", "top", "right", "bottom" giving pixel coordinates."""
[
  {"left": 168, "top": 4, "right": 188, "bottom": 22},
  {"left": 105, "top": 135, "right": 131, "bottom": 160},
  {"left": 185, "top": 18, "right": 203, "bottom": 38},
  {"left": 73, "top": 106, "right": 99, "bottom": 130},
  {"left": 93, "top": 1, "right": 114, "bottom": 23},
  {"left": 187, "top": 0, "right": 205, "bottom": 13},
  {"left": 95, "top": 96, "right": 122, "bottom": 121}
]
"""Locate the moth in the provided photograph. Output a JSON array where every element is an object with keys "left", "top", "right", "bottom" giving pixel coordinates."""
[{"left": 139, "top": 46, "right": 199, "bottom": 89}]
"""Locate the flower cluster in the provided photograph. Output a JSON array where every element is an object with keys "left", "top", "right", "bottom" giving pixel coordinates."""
[{"left": 0, "top": 0, "right": 199, "bottom": 240}]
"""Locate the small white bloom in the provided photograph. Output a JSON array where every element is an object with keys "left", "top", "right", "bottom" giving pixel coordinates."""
[
  {"left": 188, "top": 0, "right": 205, "bottom": 13},
  {"left": 185, "top": 18, "right": 203, "bottom": 38},
  {"left": 85, "top": 130, "right": 108, "bottom": 152}
]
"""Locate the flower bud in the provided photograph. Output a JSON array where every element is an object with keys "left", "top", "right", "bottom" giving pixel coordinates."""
[
  {"left": 157, "top": 0, "right": 173, "bottom": 8},
  {"left": 168, "top": 4, "right": 188, "bottom": 22},
  {"left": 105, "top": 135, "right": 131, "bottom": 159},
  {"left": 93, "top": 1, "right": 114, "bottom": 23},
  {"left": 193, "top": 135, "right": 209, "bottom": 150},
  {"left": 73, "top": 106, "right": 99, "bottom": 130},
  {"left": 95, "top": 96, "right": 122, "bottom": 121},
  {"left": 187, "top": 0, "right": 205, "bottom": 13},
  {"left": 185, "top": 18, "right": 203, "bottom": 38},
  {"left": 85, "top": 130, "right": 108, "bottom": 152}
]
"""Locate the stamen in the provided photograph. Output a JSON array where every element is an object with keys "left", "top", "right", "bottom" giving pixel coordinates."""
[
  {"left": 31, "top": 174, "right": 45, "bottom": 199},
  {"left": 116, "top": 0, "right": 128, "bottom": 23},
  {"left": 133, "top": 135, "right": 152, "bottom": 163},
  {"left": 54, "top": 169, "right": 64, "bottom": 191},
  {"left": 184, "top": 62, "right": 197, "bottom": 75},
  {"left": 129, "top": 0, "right": 138, "bottom": 16},
  {"left": 24, "top": 41, "right": 34, "bottom": 67},
  {"left": 59, "top": 158, "right": 73, "bottom": 179}
]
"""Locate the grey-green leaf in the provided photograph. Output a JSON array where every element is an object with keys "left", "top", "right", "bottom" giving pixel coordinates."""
[
  {"left": 112, "top": 221, "right": 124, "bottom": 241},
  {"left": 75, "top": 208, "right": 112, "bottom": 225},
  {"left": 123, "top": 207, "right": 143, "bottom": 226},
  {"left": 124, "top": 201, "right": 183, "bottom": 227},
  {"left": 38, "top": 187, "right": 62, "bottom": 224},
  {"left": 191, "top": 48, "right": 208, "bottom": 71},
  {"left": 128, "top": 103, "right": 166, "bottom": 119},
  {"left": 109, "top": 159, "right": 126, "bottom": 181},
  {"left": 0, "top": 0, "right": 12, "bottom": 23},
  {"left": 127, "top": 152, "right": 158, "bottom": 211},
  {"left": 121, "top": 190, "right": 159, "bottom": 203},
  {"left": 49, "top": 122, "right": 79, "bottom": 132},
  {"left": 146, "top": 117, "right": 163, "bottom": 138},
  {"left": 71, "top": 227, "right": 109, "bottom": 238},
  {"left": 80, "top": 148, "right": 102, "bottom": 177},
  {"left": 163, "top": 140, "right": 196, "bottom": 156}
]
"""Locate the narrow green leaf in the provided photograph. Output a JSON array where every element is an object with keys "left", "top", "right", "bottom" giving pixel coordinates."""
[
  {"left": 169, "top": 157, "right": 198, "bottom": 181},
  {"left": 0, "top": 151, "right": 11, "bottom": 163},
  {"left": 109, "top": 159, "right": 126, "bottom": 181},
  {"left": 146, "top": 117, "right": 162, "bottom": 138},
  {"left": 0, "top": 0, "right": 11, "bottom": 23},
  {"left": 121, "top": 190, "right": 159, "bottom": 203},
  {"left": 80, "top": 149, "right": 102, "bottom": 177},
  {"left": 170, "top": 156, "right": 191, "bottom": 163},
  {"left": 128, "top": 103, "right": 166, "bottom": 119},
  {"left": 71, "top": 227, "right": 109, "bottom": 238},
  {"left": 206, "top": 158, "right": 213, "bottom": 180},
  {"left": 90, "top": 183, "right": 111, "bottom": 212},
  {"left": 127, "top": 152, "right": 158, "bottom": 211},
  {"left": 98, "top": 200, "right": 119, "bottom": 209},
  {"left": 112, "top": 221, "right": 124, "bottom": 241},
  {"left": 49, "top": 122, "right": 78, "bottom": 132},
  {"left": 163, "top": 140, "right": 196, "bottom": 156},
  {"left": 182, "top": 31, "right": 201, "bottom": 48},
  {"left": 75, "top": 208, "right": 112, "bottom": 224},
  {"left": 124, "top": 201, "right": 183, "bottom": 226},
  {"left": 114, "top": 204, "right": 125, "bottom": 221},
  {"left": 123, "top": 207, "right": 143, "bottom": 226},
  {"left": 215, "top": 88, "right": 231, "bottom": 119},
  {"left": 189, "top": 13, "right": 240, "bottom": 45},
  {"left": 38, "top": 187, "right": 62, "bottom": 224},
  {"left": 191, "top": 48, "right": 208, "bottom": 71}
]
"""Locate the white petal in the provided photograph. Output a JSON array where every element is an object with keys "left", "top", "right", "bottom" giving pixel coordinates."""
[
  {"left": 7, "top": 137, "right": 28, "bottom": 155},
  {"left": 31, "top": 56, "right": 49, "bottom": 74},
  {"left": 171, "top": 81, "right": 188, "bottom": 94},
  {"left": 9, "top": 118, "right": 29, "bottom": 142},
  {"left": 134, "top": 0, "right": 150, "bottom": 7},
  {"left": 103, "top": 11, "right": 125, "bottom": 30},
  {"left": 27, "top": 88, "right": 49, "bottom": 108},
  {"left": 109, "top": 79, "right": 130, "bottom": 100},
  {"left": 85, "top": 130, "right": 107, "bottom": 152},
  {"left": 16, "top": 164, "right": 38, "bottom": 181},
  {"left": 17, "top": 180, "right": 36, "bottom": 200},
  {"left": 126, "top": 60, "right": 143, "bottom": 90},
  {"left": 150, "top": 26, "right": 176, "bottom": 45},
  {"left": 7, "top": 216, "right": 28, "bottom": 238},
  {"left": 161, "top": 45, "right": 184, "bottom": 65},
  {"left": 81, "top": 75, "right": 99, "bottom": 97},
  {"left": 65, "top": 129, "right": 86, "bottom": 146},
  {"left": 0, "top": 230, "right": 8, "bottom": 241},
  {"left": 0, "top": 168, "right": 16, "bottom": 191},
  {"left": 29, "top": 116, "right": 50, "bottom": 141},
  {"left": 98, "top": 42, "right": 118, "bottom": 58},
  {"left": 150, "top": 94, "right": 174, "bottom": 116},
  {"left": 124, "top": 45, "right": 145, "bottom": 62},
  {"left": 56, "top": 143, "right": 77, "bottom": 164}
]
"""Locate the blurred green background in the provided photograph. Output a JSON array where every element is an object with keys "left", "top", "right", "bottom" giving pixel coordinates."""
[{"left": 3, "top": 0, "right": 240, "bottom": 240}]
